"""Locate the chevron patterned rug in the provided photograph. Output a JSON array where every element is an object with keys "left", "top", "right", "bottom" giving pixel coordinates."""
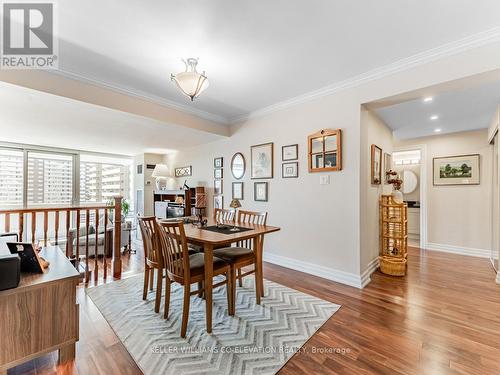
[{"left": 86, "top": 274, "right": 340, "bottom": 375}]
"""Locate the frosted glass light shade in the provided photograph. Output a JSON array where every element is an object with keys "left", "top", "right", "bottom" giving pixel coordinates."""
[{"left": 171, "top": 58, "right": 209, "bottom": 101}]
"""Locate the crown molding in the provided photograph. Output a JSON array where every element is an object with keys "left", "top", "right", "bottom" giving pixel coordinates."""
[
  {"left": 49, "top": 69, "right": 230, "bottom": 125},
  {"left": 230, "top": 26, "right": 500, "bottom": 124}
]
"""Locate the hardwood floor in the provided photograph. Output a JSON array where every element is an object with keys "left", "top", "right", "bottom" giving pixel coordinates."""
[{"left": 7, "top": 243, "right": 500, "bottom": 375}]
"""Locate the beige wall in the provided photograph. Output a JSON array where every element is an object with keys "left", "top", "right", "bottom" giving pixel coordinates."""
[
  {"left": 166, "top": 41, "right": 500, "bottom": 287},
  {"left": 395, "top": 129, "right": 491, "bottom": 252},
  {"left": 360, "top": 108, "right": 393, "bottom": 275}
]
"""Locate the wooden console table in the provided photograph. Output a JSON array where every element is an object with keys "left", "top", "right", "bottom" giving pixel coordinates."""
[{"left": 0, "top": 246, "right": 80, "bottom": 374}]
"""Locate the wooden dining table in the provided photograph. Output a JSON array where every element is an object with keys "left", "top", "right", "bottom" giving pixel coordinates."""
[{"left": 181, "top": 219, "right": 280, "bottom": 333}]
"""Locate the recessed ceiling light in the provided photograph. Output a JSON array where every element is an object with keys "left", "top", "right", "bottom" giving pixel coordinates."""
[
  {"left": 434, "top": 128, "right": 441, "bottom": 133},
  {"left": 423, "top": 97, "right": 433, "bottom": 102},
  {"left": 430, "top": 115, "right": 439, "bottom": 120}
]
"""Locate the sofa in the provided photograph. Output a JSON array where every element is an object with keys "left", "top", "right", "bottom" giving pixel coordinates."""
[{"left": 66, "top": 220, "right": 130, "bottom": 258}]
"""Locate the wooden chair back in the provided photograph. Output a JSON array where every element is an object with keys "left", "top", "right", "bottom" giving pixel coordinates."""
[
  {"left": 156, "top": 220, "right": 191, "bottom": 281},
  {"left": 138, "top": 216, "right": 163, "bottom": 268},
  {"left": 237, "top": 210, "right": 268, "bottom": 249},
  {"left": 238, "top": 210, "right": 268, "bottom": 225},
  {"left": 214, "top": 208, "right": 235, "bottom": 223}
]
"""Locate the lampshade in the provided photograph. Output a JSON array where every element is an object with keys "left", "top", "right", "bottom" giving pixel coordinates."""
[
  {"left": 229, "top": 198, "right": 241, "bottom": 209},
  {"left": 151, "top": 164, "right": 170, "bottom": 178},
  {"left": 171, "top": 58, "right": 209, "bottom": 101},
  {"left": 175, "top": 196, "right": 184, "bottom": 205}
]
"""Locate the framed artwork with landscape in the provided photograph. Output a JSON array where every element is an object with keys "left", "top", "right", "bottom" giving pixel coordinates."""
[
  {"left": 251, "top": 142, "right": 274, "bottom": 179},
  {"left": 433, "top": 154, "right": 480, "bottom": 186}
]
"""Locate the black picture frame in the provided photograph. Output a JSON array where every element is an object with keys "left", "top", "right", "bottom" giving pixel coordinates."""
[
  {"left": 254, "top": 182, "right": 268, "bottom": 202},
  {"left": 282, "top": 162, "right": 298, "bottom": 178},
  {"left": 282, "top": 144, "right": 298, "bottom": 161},
  {"left": 214, "top": 168, "right": 223, "bottom": 179},
  {"left": 214, "top": 179, "right": 223, "bottom": 194},
  {"left": 232, "top": 182, "right": 244, "bottom": 200},
  {"left": 214, "top": 157, "right": 223, "bottom": 169}
]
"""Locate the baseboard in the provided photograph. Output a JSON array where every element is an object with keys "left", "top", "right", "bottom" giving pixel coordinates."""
[
  {"left": 263, "top": 252, "right": 364, "bottom": 289},
  {"left": 425, "top": 242, "right": 490, "bottom": 258},
  {"left": 360, "top": 257, "right": 380, "bottom": 288}
]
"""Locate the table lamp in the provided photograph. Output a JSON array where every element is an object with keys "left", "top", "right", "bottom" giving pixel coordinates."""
[
  {"left": 229, "top": 198, "right": 241, "bottom": 231},
  {"left": 151, "top": 164, "right": 170, "bottom": 191}
]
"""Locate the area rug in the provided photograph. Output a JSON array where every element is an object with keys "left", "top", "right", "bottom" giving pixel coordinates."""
[{"left": 86, "top": 274, "right": 340, "bottom": 375}]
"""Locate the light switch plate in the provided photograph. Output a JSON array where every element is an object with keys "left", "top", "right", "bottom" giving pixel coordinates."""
[{"left": 320, "top": 175, "right": 330, "bottom": 185}]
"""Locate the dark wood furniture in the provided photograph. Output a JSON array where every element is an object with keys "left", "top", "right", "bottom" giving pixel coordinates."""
[
  {"left": 0, "top": 246, "right": 80, "bottom": 375},
  {"left": 180, "top": 218, "right": 280, "bottom": 333},
  {"left": 156, "top": 221, "right": 232, "bottom": 337},
  {"left": 138, "top": 217, "right": 164, "bottom": 313}
]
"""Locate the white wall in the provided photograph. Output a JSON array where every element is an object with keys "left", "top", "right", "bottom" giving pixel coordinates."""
[
  {"left": 360, "top": 108, "right": 393, "bottom": 277},
  {"left": 167, "top": 41, "right": 500, "bottom": 288},
  {"left": 395, "top": 129, "right": 491, "bottom": 254}
]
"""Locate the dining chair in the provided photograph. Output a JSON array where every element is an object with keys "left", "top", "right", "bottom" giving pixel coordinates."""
[
  {"left": 213, "top": 209, "right": 268, "bottom": 313},
  {"left": 156, "top": 220, "right": 232, "bottom": 338},
  {"left": 213, "top": 208, "right": 235, "bottom": 223},
  {"left": 138, "top": 216, "right": 164, "bottom": 314}
]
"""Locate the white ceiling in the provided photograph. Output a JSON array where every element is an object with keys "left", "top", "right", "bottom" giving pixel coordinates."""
[
  {"left": 0, "top": 82, "right": 224, "bottom": 155},
  {"left": 55, "top": 0, "right": 500, "bottom": 123},
  {"left": 375, "top": 79, "right": 500, "bottom": 139}
]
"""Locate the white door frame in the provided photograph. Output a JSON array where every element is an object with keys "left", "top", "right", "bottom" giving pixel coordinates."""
[{"left": 393, "top": 144, "right": 428, "bottom": 249}]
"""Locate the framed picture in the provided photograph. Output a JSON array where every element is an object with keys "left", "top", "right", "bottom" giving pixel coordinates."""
[
  {"left": 213, "top": 195, "right": 224, "bottom": 209},
  {"left": 282, "top": 144, "right": 298, "bottom": 161},
  {"left": 282, "top": 162, "right": 298, "bottom": 178},
  {"left": 254, "top": 182, "right": 268, "bottom": 202},
  {"left": 174, "top": 166, "right": 192, "bottom": 177},
  {"left": 214, "top": 179, "right": 223, "bottom": 194},
  {"left": 232, "top": 182, "right": 244, "bottom": 200},
  {"left": 251, "top": 142, "right": 274, "bottom": 179},
  {"left": 371, "top": 145, "right": 382, "bottom": 185},
  {"left": 214, "top": 157, "right": 223, "bottom": 169},
  {"left": 214, "top": 168, "right": 223, "bottom": 179},
  {"left": 433, "top": 154, "right": 480, "bottom": 186},
  {"left": 384, "top": 153, "right": 392, "bottom": 184}
]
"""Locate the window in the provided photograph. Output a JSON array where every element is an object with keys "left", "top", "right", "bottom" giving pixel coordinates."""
[
  {"left": 80, "top": 155, "right": 130, "bottom": 205},
  {"left": 27, "top": 152, "right": 73, "bottom": 205},
  {"left": 0, "top": 149, "right": 23, "bottom": 207}
]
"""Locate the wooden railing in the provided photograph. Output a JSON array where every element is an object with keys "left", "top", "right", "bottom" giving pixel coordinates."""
[{"left": 0, "top": 196, "right": 123, "bottom": 283}]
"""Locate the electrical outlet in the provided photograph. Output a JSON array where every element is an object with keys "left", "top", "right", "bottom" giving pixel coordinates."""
[{"left": 320, "top": 175, "right": 330, "bottom": 185}]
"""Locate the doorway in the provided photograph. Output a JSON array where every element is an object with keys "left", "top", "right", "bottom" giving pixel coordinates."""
[{"left": 392, "top": 148, "right": 426, "bottom": 249}]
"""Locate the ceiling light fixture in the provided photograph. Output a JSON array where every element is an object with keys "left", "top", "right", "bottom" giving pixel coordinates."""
[
  {"left": 434, "top": 128, "right": 442, "bottom": 133},
  {"left": 423, "top": 97, "right": 433, "bottom": 102},
  {"left": 171, "top": 58, "right": 209, "bottom": 101},
  {"left": 430, "top": 115, "right": 439, "bottom": 120}
]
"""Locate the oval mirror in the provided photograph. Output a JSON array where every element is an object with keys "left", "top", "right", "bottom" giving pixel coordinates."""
[
  {"left": 402, "top": 170, "right": 418, "bottom": 194},
  {"left": 231, "top": 152, "right": 245, "bottom": 180}
]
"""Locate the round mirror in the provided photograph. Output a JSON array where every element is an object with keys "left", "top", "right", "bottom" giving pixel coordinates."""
[
  {"left": 402, "top": 170, "right": 418, "bottom": 194},
  {"left": 231, "top": 152, "right": 245, "bottom": 180}
]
